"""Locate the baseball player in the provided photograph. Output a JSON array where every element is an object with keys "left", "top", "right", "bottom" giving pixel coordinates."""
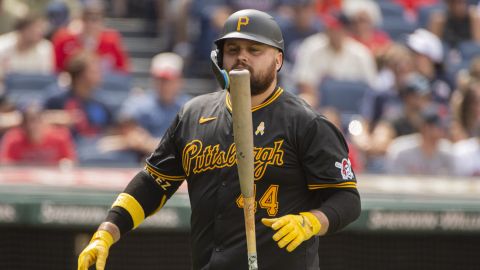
[{"left": 78, "top": 9, "right": 361, "bottom": 270}]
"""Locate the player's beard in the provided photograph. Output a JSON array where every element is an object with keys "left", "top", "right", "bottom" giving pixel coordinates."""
[
  {"left": 250, "top": 59, "right": 277, "bottom": 96},
  {"left": 232, "top": 59, "right": 277, "bottom": 96}
]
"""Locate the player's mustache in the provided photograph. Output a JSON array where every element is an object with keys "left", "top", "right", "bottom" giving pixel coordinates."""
[{"left": 232, "top": 62, "right": 252, "bottom": 72}]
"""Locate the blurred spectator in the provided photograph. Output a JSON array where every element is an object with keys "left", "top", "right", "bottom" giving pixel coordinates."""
[
  {"left": 384, "top": 73, "right": 435, "bottom": 137},
  {"left": 386, "top": 104, "right": 453, "bottom": 175},
  {"left": 406, "top": 28, "right": 453, "bottom": 103},
  {"left": 453, "top": 80, "right": 480, "bottom": 176},
  {"left": 428, "top": 0, "right": 480, "bottom": 48},
  {"left": 292, "top": 12, "right": 377, "bottom": 108},
  {"left": 450, "top": 56, "right": 480, "bottom": 141},
  {"left": 343, "top": 0, "right": 391, "bottom": 58},
  {"left": 0, "top": 14, "right": 53, "bottom": 79},
  {"left": 281, "top": 0, "right": 323, "bottom": 64},
  {"left": 144, "top": 0, "right": 192, "bottom": 56},
  {"left": 52, "top": 0, "right": 129, "bottom": 73},
  {"left": 456, "top": 80, "right": 480, "bottom": 138},
  {"left": 104, "top": 52, "right": 190, "bottom": 156},
  {"left": 315, "top": 0, "right": 342, "bottom": 17},
  {"left": 44, "top": 50, "right": 112, "bottom": 139},
  {"left": 0, "top": 101, "right": 20, "bottom": 135},
  {"left": 0, "top": 103, "right": 76, "bottom": 166},
  {"left": 355, "top": 73, "right": 434, "bottom": 173},
  {"left": 363, "top": 43, "right": 415, "bottom": 128},
  {"left": 394, "top": 0, "right": 439, "bottom": 20},
  {"left": 45, "top": 0, "right": 70, "bottom": 40},
  {"left": 0, "top": 0, "right": 28, "bottom": 35}
]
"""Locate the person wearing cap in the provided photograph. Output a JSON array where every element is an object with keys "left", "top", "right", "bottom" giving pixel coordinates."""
[
  {"left": 78, "top": 9, "right": 360, "bottom": 270},
  {"left": 406, "top": 28, "right": 453, "bottom": 104},
  {"left": 108, "top": 52, "right": 191, "bottom": 156},
  {"left": 385, "top": 104, "right": 454, "bottom": 175},
  {"left": 52, "top": 0, "right": 129, "bottom": 73},
  {"left": 342, "top": 0, "right": 391, "bottom": 57},
  {"left": 292, "top": 11, "right": 377, "bottom": 108},
  {"left": 357, "top": 73, "right": 436, "bottom": 173}
]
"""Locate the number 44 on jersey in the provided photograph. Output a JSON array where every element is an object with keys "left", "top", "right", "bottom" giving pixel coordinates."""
[{"left": 236, "top": 184, "right": 279, "bottom": 216}]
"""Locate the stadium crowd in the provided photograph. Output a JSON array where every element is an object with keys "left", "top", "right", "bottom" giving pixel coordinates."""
[{"left": 0, "top": 0, "right": 479, "bottom": 177}]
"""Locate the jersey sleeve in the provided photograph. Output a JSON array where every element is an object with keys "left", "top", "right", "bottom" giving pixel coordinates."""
[
  {"left": 144, "top": 112, "right": 187, "bottom": 196},
  {"left": 105, "top": 113, "right": 187, "bottom": 235},
  {"left": 299, "top": 116, "right": 357, "bottom": 190}
]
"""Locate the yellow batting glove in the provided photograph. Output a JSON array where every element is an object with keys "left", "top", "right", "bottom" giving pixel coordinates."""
[
  {"left": 78, "top": 230, "right": 114, "bottom": 270},
  {"left": 262, "top": 212, "right": 321, "bottom": 252}
]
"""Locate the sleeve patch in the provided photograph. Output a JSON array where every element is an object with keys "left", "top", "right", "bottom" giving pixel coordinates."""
[{"left": 335, "top": 158, "right": 355, "bottom": 180}]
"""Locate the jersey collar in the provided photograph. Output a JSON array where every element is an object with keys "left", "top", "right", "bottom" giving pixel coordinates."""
[{"left": 225, "top": 87, "right": 284, "bottom": 113}]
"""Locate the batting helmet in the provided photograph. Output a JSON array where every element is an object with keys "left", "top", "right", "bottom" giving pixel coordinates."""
[
  {"left": 214, "top": 9, "right": 284, "bottom": 53},
  {"left": 211, "top": 9, "right": 284, "bottom": 89}
]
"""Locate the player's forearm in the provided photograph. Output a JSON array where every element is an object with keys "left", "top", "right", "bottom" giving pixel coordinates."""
[{"left": 314, "top": 189, "right": 361, "bottom": 235}]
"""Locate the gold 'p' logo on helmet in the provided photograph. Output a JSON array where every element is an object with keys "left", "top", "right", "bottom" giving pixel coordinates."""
[{"left": 236, "top": 16, "right": 249, "bottom": 31}]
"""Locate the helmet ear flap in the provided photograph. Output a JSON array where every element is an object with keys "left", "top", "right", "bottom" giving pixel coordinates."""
[{"left": 211, "top": 49, "right": 230, "bottom": 90}]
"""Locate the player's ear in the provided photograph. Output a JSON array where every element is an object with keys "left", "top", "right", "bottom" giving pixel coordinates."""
[{"left": 275, "top": 50, "right": 283, "bottom": 72}]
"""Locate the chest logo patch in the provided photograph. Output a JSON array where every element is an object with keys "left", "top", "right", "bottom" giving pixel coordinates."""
[
  {"left": 335, "top": 158, "right": 354, "bottom": 180},
  {"left": 199, "top": 116, "right": 217, "bottom": 124},
  {"left": 255, "top": 121, "right": 265, "bottom": 136}
]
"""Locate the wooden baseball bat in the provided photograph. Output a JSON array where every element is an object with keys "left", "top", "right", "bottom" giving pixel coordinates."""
[{"left": 229, "top": 69, "right": 258, "bottom": 270}]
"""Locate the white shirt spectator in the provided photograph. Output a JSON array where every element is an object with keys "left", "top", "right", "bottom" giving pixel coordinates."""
[
  {"left": 292, "top": 33, "right": 377, "bottom": 88},
  {"left": 386, "top": 134, "right": 454, "bottom": 175},
  {"left": 0, "top": 32, "right": 54, "bottom": 78},
  {"left": 453, "top": 137, "right": 480, "bottom": 177}
]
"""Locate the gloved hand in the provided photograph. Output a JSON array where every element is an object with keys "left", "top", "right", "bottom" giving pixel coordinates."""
[
  {"left": 78, "top": 230, "right": 114, "bottom": 270},
  {"left": 262, "top": 212, "right": 321, "bottom": 252}
]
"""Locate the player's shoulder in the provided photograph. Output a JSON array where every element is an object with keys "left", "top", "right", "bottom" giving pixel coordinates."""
[
  {"left": 180, "top": 90, "right": 225, "bottom": 115},
  {"left": 278, "top": 90, "right": 321, "bottom": 122},
  {"left": 279, "top": 90, "right": 345, "bottom": 139}
]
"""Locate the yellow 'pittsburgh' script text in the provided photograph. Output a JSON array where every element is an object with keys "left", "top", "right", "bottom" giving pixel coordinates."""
[{"left": 182, "top": 139, "right": 284, "bottom": 180}]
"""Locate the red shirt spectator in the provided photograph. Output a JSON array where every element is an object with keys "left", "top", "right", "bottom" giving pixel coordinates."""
[
  {"left": 394, "top": 0, "right": 439, "bottom": 16},
  {"left": 51, "top": 0, "right": 129, "bottom": 73},
  {"left": 0, "top": 126, "right": 76, "bottom": 165},
  {"left": 52, "top": 27, "right": 129, "bottom": 73},
  {"left": 316, "top": 0, "right": 342, "bottom": 17},
  {"left": 0, "top": 103, "right": 76, "bottom": 166}
]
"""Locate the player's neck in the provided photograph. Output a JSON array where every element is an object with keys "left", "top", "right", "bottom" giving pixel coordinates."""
[{"left": 251, "top": 81, "right": 277, "bottom": 107}]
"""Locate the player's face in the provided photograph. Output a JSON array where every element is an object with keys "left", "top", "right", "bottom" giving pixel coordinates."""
[{"left": 222, "top": 39, "right": 282, "bottom": 95}]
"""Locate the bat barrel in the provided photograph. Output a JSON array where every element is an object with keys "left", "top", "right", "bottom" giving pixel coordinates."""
[
  {"left": 229, "top": 69, "right": 258, "bottom": 270},
  {"left": 229, "top": 69, "right": 255, "bottom": 198}
]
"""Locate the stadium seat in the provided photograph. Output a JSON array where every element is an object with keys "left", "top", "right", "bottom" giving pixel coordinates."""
[
  {"left": 417, "top": 3, "right": 445, "bottom": 28},
  {"left": 378, "top": 1, "right": 404, "bottom": 18},
  {"left": 95, "top": 72, "right": 133, "bottom": 114},
  {"left": 381, "top": 16, "right": 417, "bottom": 41},
  {"left": 458, "top": 41, "right": 480, "bottom": 60},
  {"left": 318, "top": 78, "right": 371, "bottom": 128},
  {"left": 4, "top": 73, "right": 58, "bottom": 106},
  {"left": 76, "top": 136, "right": 140, "bottom": 167}
]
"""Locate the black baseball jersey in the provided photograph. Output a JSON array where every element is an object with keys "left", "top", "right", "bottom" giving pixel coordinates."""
[{"left": 145, "top": 87, "right": 357, "bottom": 270}]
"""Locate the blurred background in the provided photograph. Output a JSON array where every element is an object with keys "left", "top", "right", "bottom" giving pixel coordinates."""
[{"left": 0, "top": 0, "right": 480, "bottom": 269}]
